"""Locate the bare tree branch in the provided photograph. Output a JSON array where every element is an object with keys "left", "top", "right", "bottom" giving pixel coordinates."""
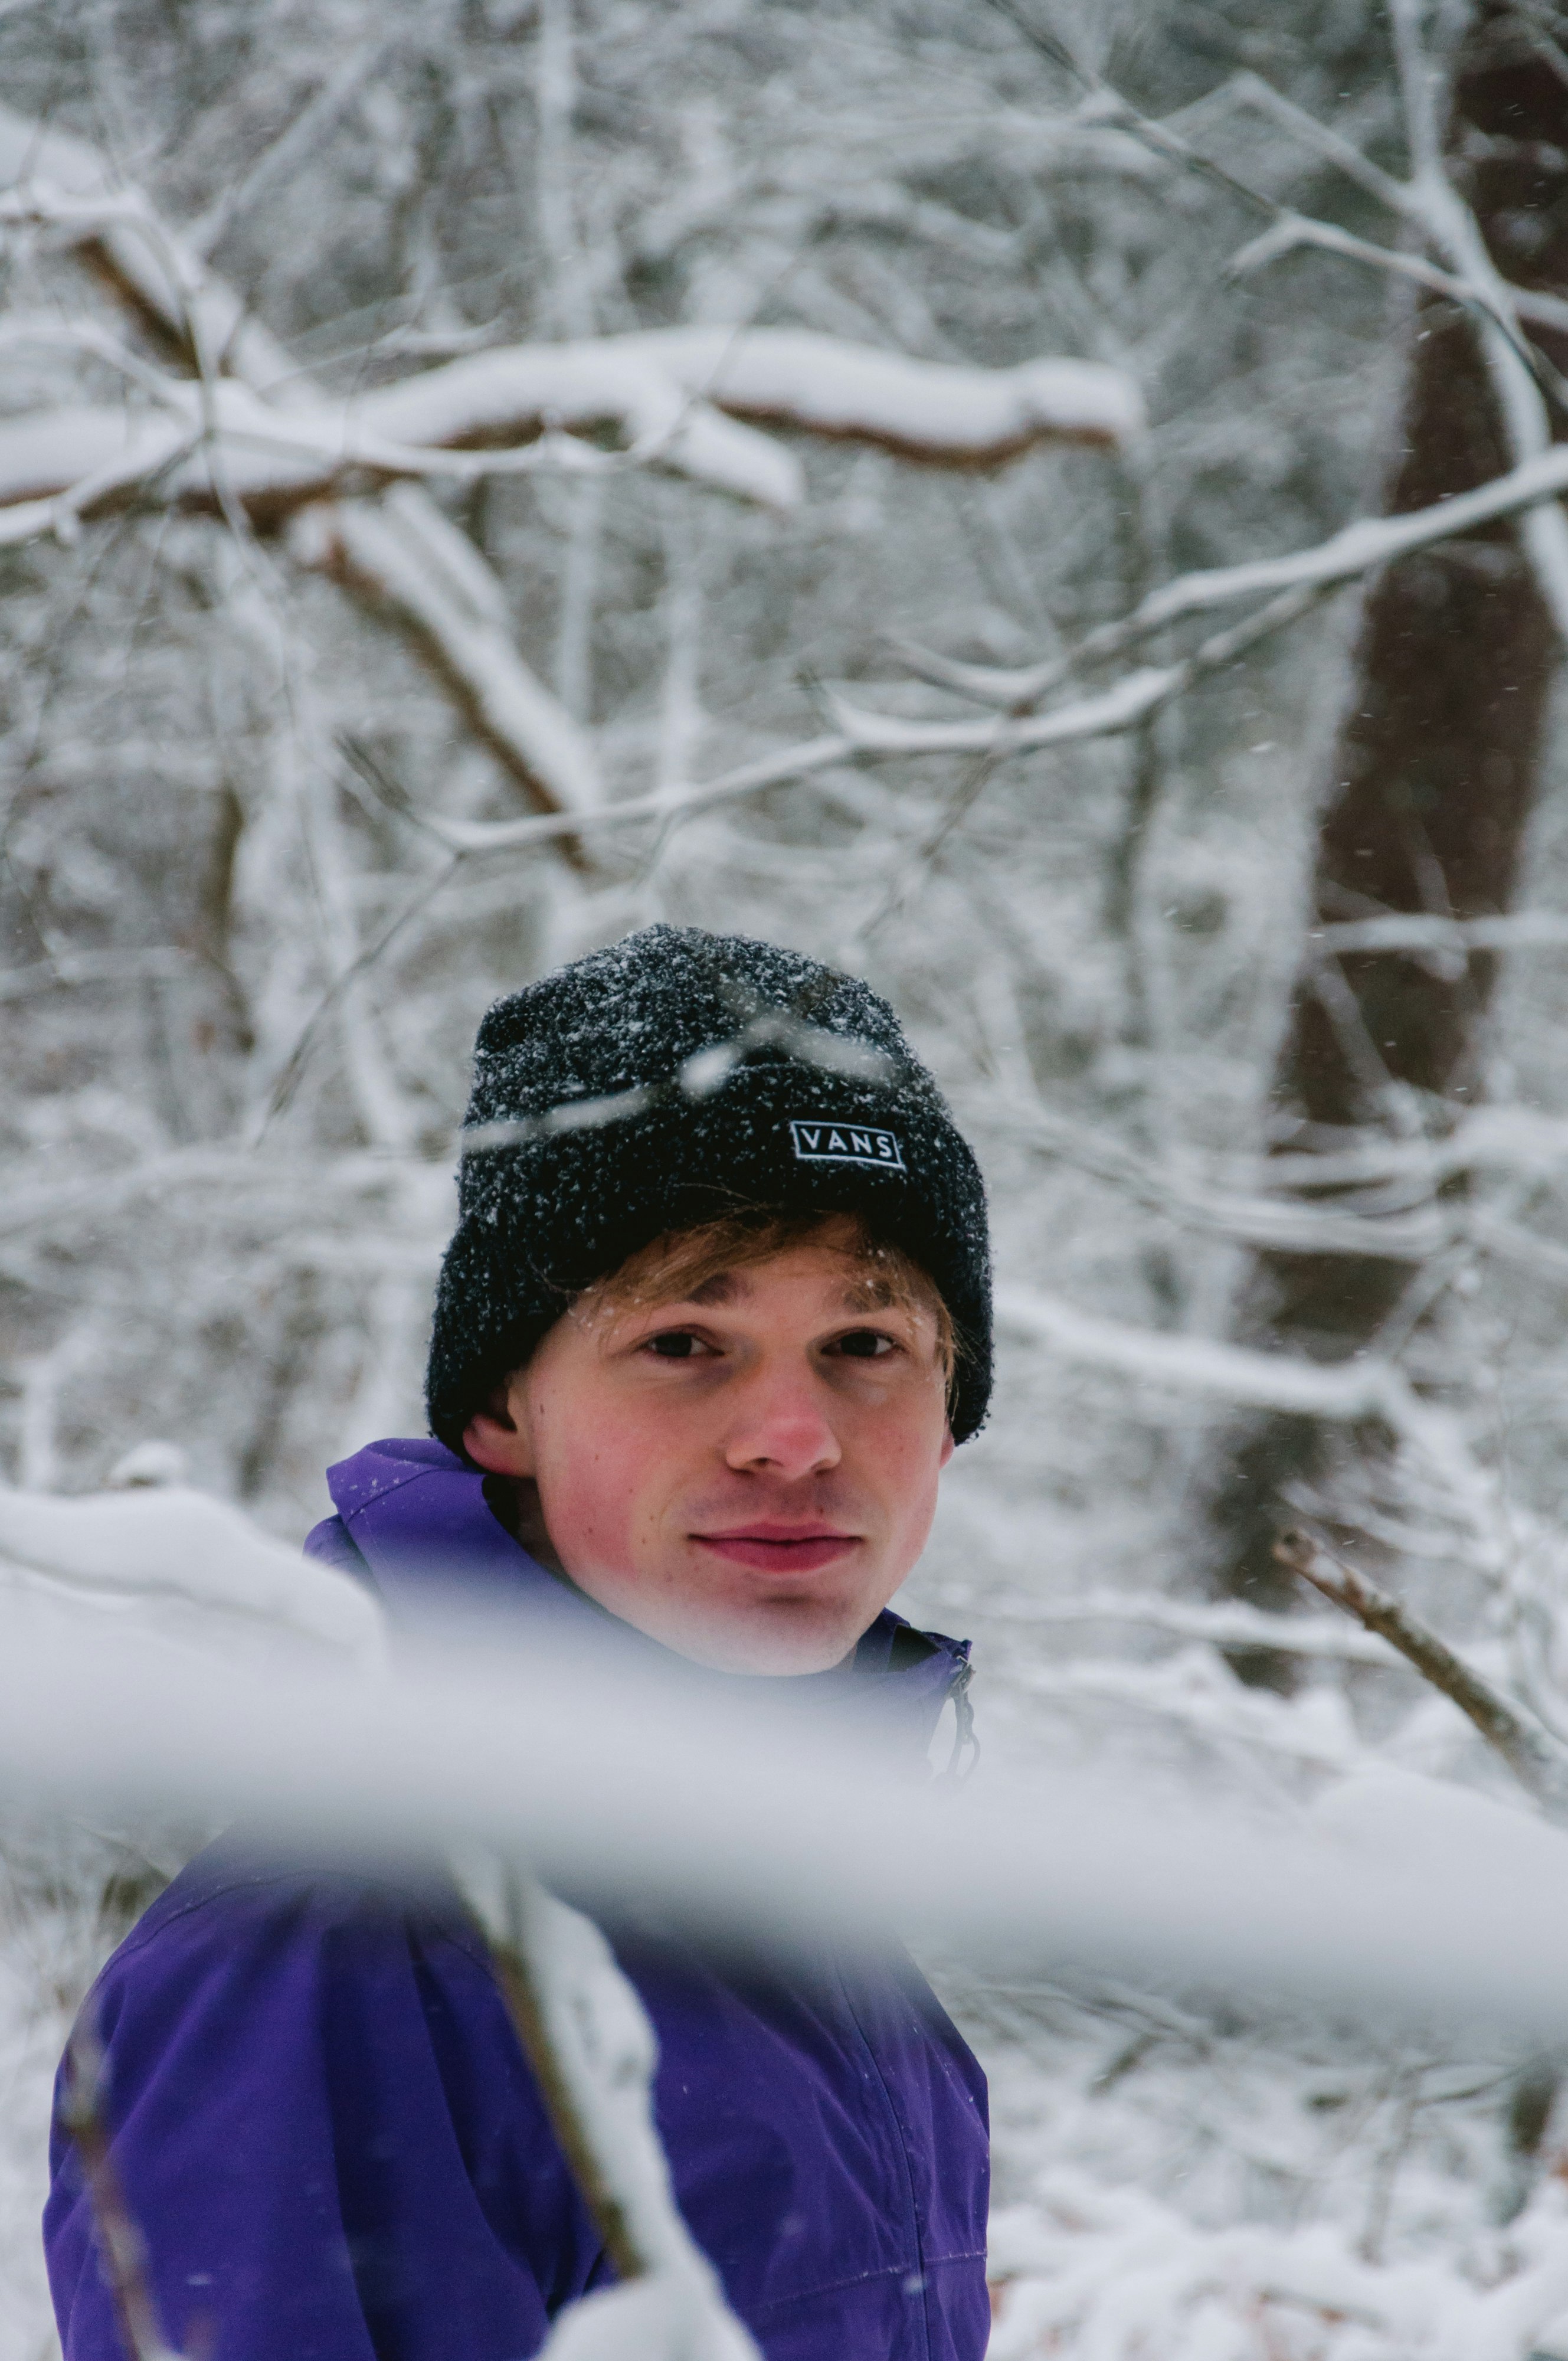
[{"left": 1274, "top": 1529, "right": 1568, "bottom": 1817}]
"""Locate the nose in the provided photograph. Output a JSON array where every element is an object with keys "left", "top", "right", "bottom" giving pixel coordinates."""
[{"left": 723, "top": 1366, "right": 842, "bottom": 1483}]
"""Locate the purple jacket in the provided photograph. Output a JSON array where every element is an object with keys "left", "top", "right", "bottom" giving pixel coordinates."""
[{"left": 44, "top": 1437, "right": 990, "bottom": 2361}]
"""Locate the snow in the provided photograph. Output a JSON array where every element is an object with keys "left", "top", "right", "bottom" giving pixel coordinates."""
[
  {"left": 0, "top": 1479, "right": 382, "bottom": 1660},
  {"left": 987, "top": 2168, "right": 1568, "bottom": 2361},
  {"left": 616, "top": 328, "right": 1144, "bottom": 454},
  {"left": 988, "top": 1588, "right": 1397, "bottom": 1665}
]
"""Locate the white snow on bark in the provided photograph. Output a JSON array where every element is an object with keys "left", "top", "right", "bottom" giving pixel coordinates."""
[
  {"left": 0, "top": 330, "right": 1146, "bottom": 528},
  {"left": 456, "top": 1865, "right": 760, "bottom": 2361},
  {"left": 608, "top": 326, "right": 1144, "bottom": 453},
  {"left": 296, "top": 497, "right": 603, "bottom": 816},
  {"left": 359, "top": 342, "right": 804, "bottom": 509}
]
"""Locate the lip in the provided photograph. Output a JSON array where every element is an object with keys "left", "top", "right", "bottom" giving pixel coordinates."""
[{"left": 692, "top": 1523, "right": 862, "bottom": 1575}]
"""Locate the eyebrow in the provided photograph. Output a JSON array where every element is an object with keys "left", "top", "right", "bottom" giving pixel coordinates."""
[
  {"left": 670, "top": 1270, "right": 908, "bottom": 1316},
  {"left": 840, "top": 1274, "right": 899, "bottom": 1313},
  {"left": 684, "top": 1271, "right": 746, "bottom": 1307}
]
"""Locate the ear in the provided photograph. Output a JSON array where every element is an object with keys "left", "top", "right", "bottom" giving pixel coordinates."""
[
  {"left": 461, "top": 1377, "right": 535, "bottom": 1479},
  {"left": 938, "top": 1425, "right": 955, "bottom": 1471}
]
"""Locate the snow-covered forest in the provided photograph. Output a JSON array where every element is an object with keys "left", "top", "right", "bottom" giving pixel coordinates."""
[{"left": 6, "top": 0, "right": 1568, "bottom": 2352}]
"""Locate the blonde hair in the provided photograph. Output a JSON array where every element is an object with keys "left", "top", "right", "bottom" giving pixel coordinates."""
[{"left": 589, "top": 1209, "right": 957, "bottom": 1382}]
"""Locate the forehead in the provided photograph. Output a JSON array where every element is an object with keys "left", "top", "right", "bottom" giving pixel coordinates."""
[{"left": 681, "top": 1256, "right": 902, "bottom": 1312}]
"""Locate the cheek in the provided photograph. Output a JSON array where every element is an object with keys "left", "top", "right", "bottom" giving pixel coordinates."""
[
  {"left": 850, "top": 1394, "right": 948, "bottom": 1540},
  {"left": 532, "top": 1397, "right": 673, "bottom": 1577}
]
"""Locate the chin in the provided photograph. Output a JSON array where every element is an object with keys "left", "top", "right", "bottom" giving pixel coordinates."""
[{"left": 682, "top": 1611, "right": 861, "bottom": 1676}]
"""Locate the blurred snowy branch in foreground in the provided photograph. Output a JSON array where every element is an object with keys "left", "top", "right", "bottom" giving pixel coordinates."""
[
  {"left": 9, "top": 1482, "right": 1568, "bottom": 2361},
  {"left": 5, "top": 1547, "right": 1568, "bottom": 2032}
]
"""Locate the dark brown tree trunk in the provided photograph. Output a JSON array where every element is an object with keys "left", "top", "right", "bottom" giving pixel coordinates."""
[{"left": 1208, "top": 6, "right": 1568, "bottom": 1665}]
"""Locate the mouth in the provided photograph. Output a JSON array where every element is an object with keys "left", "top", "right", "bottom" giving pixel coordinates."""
[{"left": 691, "top": 1523, "right": 862, "bottom": 1576}]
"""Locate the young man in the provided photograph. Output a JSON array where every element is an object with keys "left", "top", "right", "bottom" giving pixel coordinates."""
[{"left": 45, "top": 924, "right": 994, "bottom": 2361}]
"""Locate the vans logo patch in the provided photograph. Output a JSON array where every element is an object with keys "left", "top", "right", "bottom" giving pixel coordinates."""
[{"left": 788, "top": 1119, "right": 905, "bottom": 1172}]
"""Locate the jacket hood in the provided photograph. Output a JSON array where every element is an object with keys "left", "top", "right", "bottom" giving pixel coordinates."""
[{"left": 310, "top": 1435, "right": 972, "bottom": 1764}]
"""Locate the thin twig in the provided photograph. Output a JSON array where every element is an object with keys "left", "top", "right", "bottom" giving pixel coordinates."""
[
  {"left": 1274, "top": 1529, "right": 1568, "bottom": 1816},
  {"left": 255, "top": 853, "right": 461, "bottom": 1137},
  {"left": 486, "top": 1932, "right": 647, "bottom": 2284},
  {"left": 854, "top": 579, "right": 1333, "bottom": 936},
  {"left": 983, "top": 0, "right": 1276, "bottom": 221},
  {"left": 58, "top": 2023, "right": 184, "bottom": 2361}
]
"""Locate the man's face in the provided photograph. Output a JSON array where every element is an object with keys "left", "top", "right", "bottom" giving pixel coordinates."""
[{"left": 462, "top": 1232, "right": 954, "bottom": 1673}]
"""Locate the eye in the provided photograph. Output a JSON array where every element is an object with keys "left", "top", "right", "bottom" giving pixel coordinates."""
[
  {"left": 830, "top": 1328, "right": 898, "bottom": 1361},
  {"left": 641, "top": 1329, "right": 713, "bottom": 1360}
]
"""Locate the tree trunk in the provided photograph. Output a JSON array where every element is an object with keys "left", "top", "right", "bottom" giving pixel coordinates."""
[{"left": 1207, "top": 5, "right": 1568, "bottom": 1667}]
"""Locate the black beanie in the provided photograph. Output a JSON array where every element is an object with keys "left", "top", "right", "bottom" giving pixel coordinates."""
[{"left": 425, "top": 924, "right": 992, "bottom": 1448}]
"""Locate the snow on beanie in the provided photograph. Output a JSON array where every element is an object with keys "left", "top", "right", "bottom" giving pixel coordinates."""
[{"left": 424, "top": 923, "right": 992, "bottom": 1448}]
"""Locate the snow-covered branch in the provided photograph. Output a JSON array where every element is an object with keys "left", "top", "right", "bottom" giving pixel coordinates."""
[
  {"left": 0, "top": 1480, "right": 381, "bottom": 1658},
  {"left": 0, "top": 104, "right": 600, "bottom": 816},
  {"left": 459, "top": 1866, "right": 760, "bottom": 2361},
  {"left": 381, "top": 581, "right": 1318, "bottom": 861},
  {"left": 1259, "top": 1105, "right": 1568, "bottom": 1193},
  {"left": 894, "top": 441, "right": 1568, "bottom": 709},
  {"left": 0, "top": 327, "right": 1143, "bottom": 533},
  {"left": 605, "top": 327, "right": 1144, "bottom": 458},
  {"left": 290, "top": 494, "right": 604, "bottom": 820},
  {"left": 910, "top": 44, "right": 1568, "bottom": 714},
  {"left": 991, "top": 1587, "right": 1399, "bottom": 1666},
  {"left": 1311, "top": 912, "right": 1568, "bottom": 957},
  {"left": 9, "top": 1603, "right": 1568, "bottom": 2032},
  {"left": 994, "top": 1284, "right": 1421, "bottom": 1424},
  {"left": 0, "top": 100, "right": 1141, "bottom": 827},
  {"left": 974, "top": 1094, "right": 1451, "bottom": 1262},
  {"left": 1230, "top": 207, "right": 1568, "bottom": 346}
]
